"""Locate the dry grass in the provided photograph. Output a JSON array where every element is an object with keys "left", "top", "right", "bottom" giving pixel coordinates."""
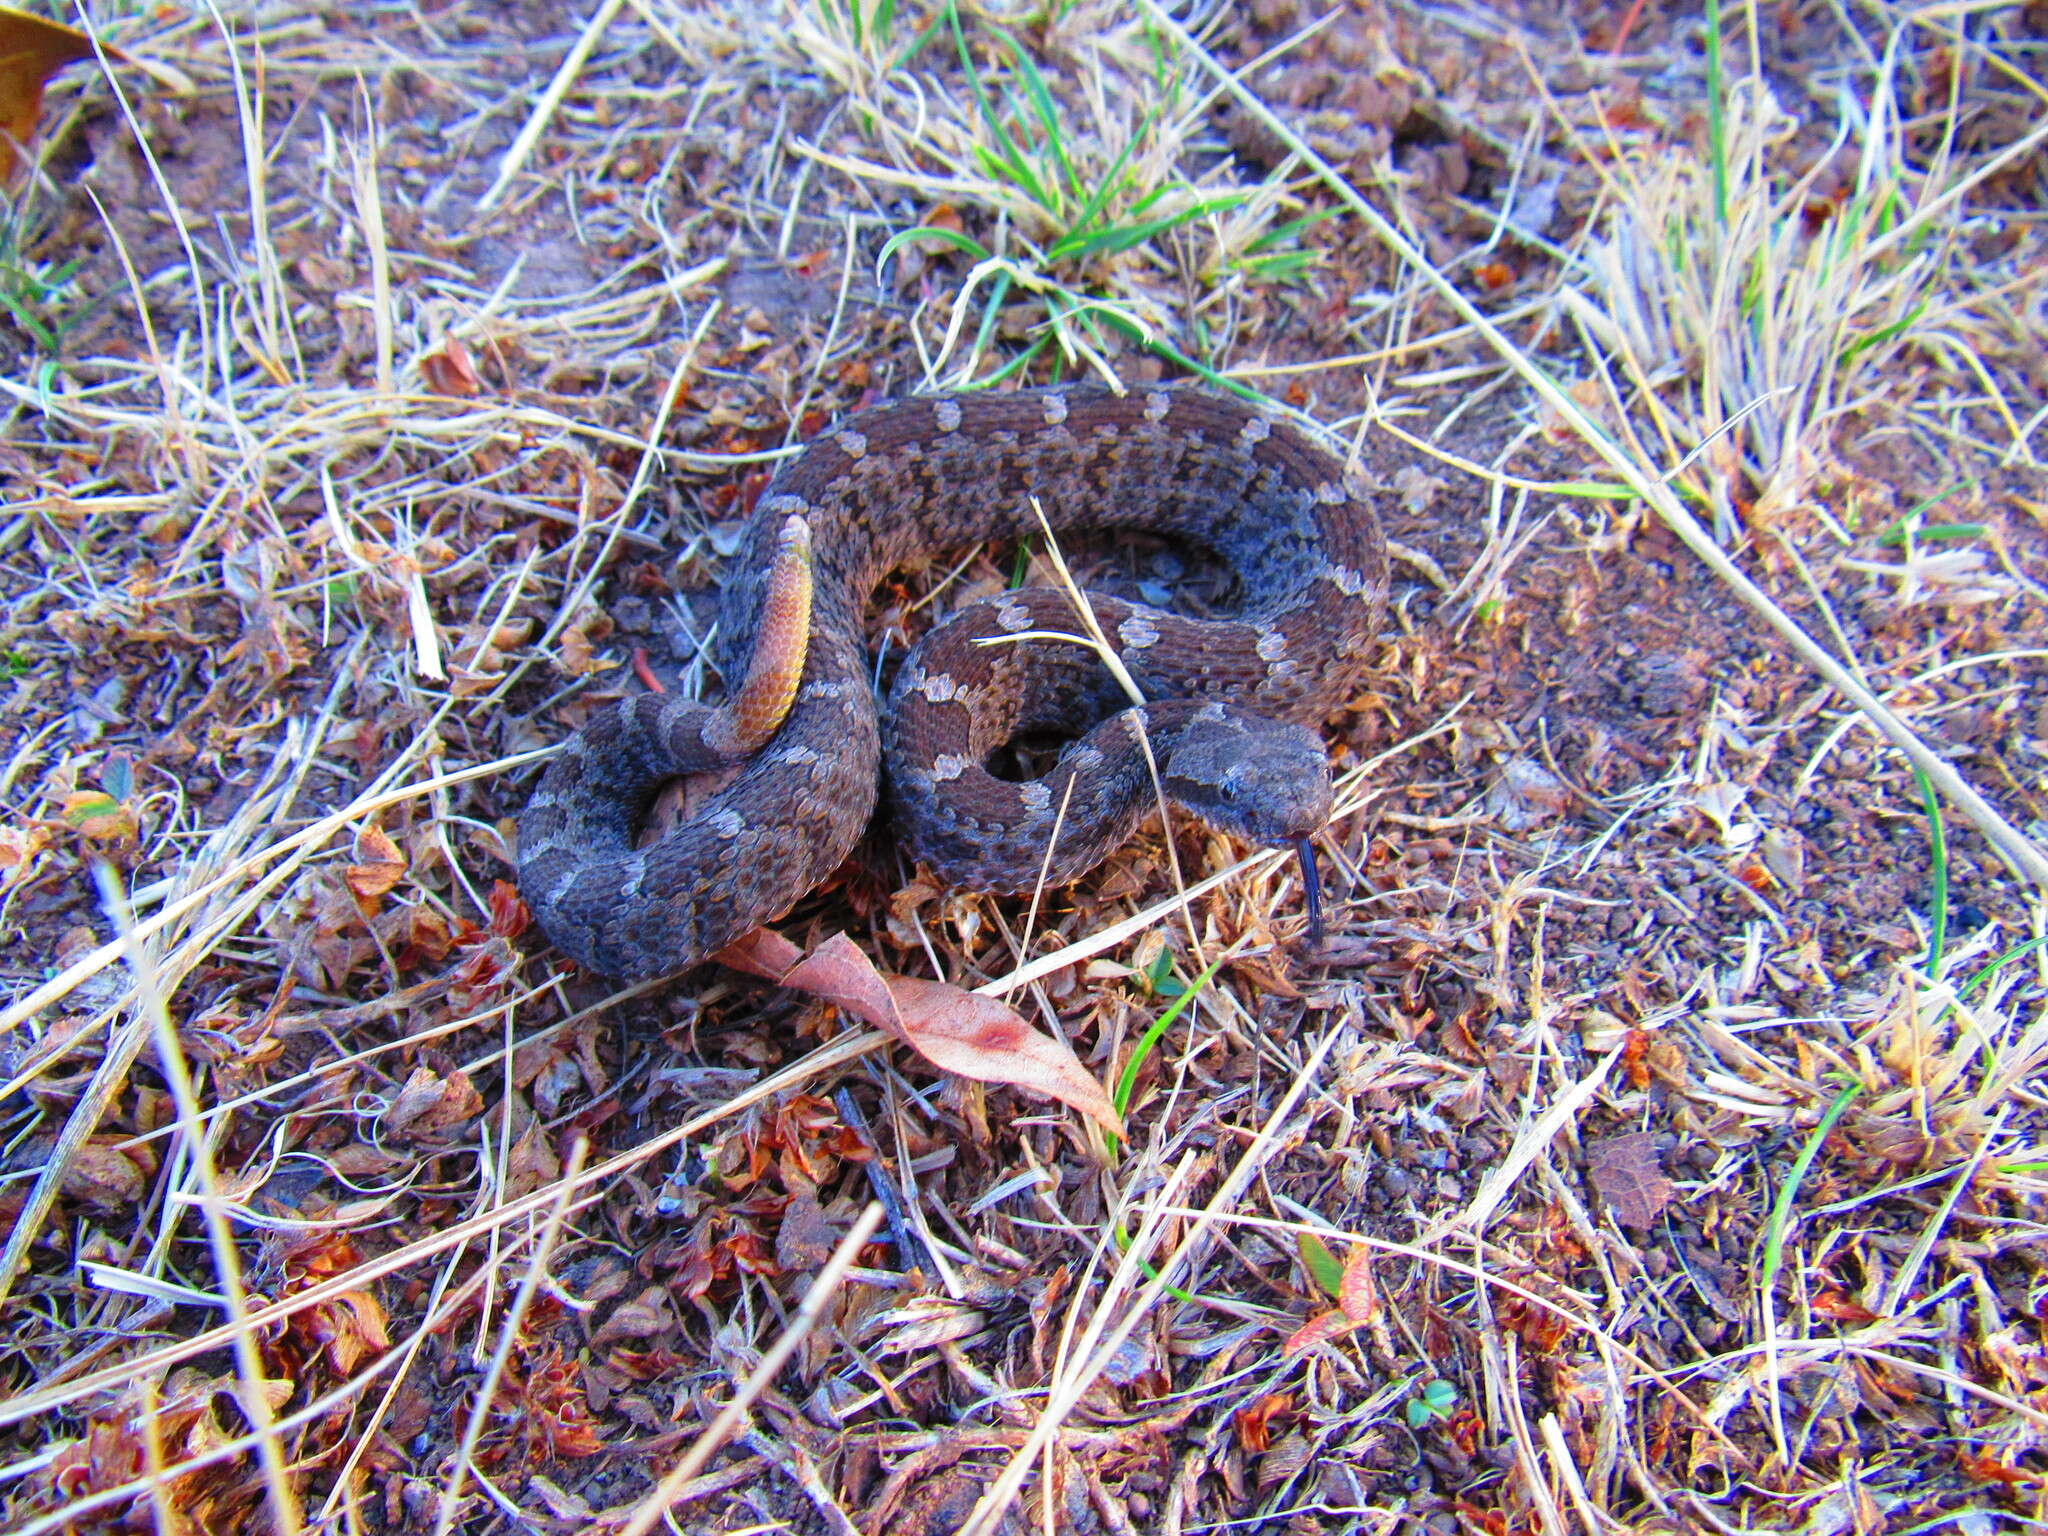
[{"left": 2, "top": 0, "right": 2046, "bottom": 1532}]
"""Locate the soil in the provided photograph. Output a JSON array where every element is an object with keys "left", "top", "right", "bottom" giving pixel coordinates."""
[{"left": 2, "top": 2, "right": 2045, "bottom": 1533}]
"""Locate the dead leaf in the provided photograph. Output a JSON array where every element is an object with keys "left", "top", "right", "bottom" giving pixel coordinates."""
[
  {"left": 1585, "top": 1131, "right": 1673, "bottom": 1229},
  {"left": 344, "top": 823, "right": 406, "bottom": 902},
  {"left": 382, "top": 1065, "right": 483, "bottom": 1140},
  {"left": 1283, "top": 1307, "right": 1358, "bottom": 1357},
  {"left": 504, "top": 1120, "right": 560, "bottom": 1198},
  {"left": 60, "top": 1139, "right": 150, "bottom": 1211},
  {"left": 1484, "top": 757, "right": 1572, "bottom": 831},
  {"left": 775, "top": 1189, "right": 841, "bottom": 1272},
  {"left": 552, "top": 603, "right": 615, "bottom": 678},
  {"left": 592, "top": 1286, "right": 675, "bottom": 1346},
  {"left": 1337, "top": 1241, "right": 1379, "bottom": 1324},
  {"left": 1256, "top": 1431, "right": 1314, "bottom": 1492},
  {"left": 1390, "top": 462, "right": 1447, "bottom": 515},
  {"left": 716, "top": 930, "right": 1122, "bottom": 1135},
  {"left": 1234, "top": 1391, "right": 1293, "bottom": 1453},
  {"left": 0, "top": 821, "right": 51, "bottom": 891},
  {"left": 1284, "top": 1242, "right": 1379, "bottom": 1356},
  {"left": 420, "top": 335, "right": 481, "bottom": 396},
  {"left": 1760, "top": 825, "right": 1807, "bottom": 894},
  {"left": 305, "top": 1287, "right": 390, "bottom": 1373},
  {"left": 865, "top": 1294, "right": 991, "bottom": 1355},
  {"left": 0, "top": 6, "right": 100, "bottom": 183},
  {"left": 59, "top": 789, "right": 138, "bottom": 848}
]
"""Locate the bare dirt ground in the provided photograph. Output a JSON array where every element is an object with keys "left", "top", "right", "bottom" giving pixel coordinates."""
[{"left": 3, "top": 1, "right": 2047, "bottom": 1532}]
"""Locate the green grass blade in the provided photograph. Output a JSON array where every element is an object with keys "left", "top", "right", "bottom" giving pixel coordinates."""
[
  {"left": 1110, "top": 949, "right": 1228, "bottom": 1139},
  {"left": 1048, "top": 193, "right": 1250, "bottom": 263},
  {"left": 1052, "top": 107, "right": 1155, "bottom": 247},
  {"left": 1914, "top": 764, "right": 1949, "bottom": 978},
  {"left": 879, "top": 225, "right": 992, "bottom": 268},
  {"left": 992, "top": 26, "right": 1079, "bottom": 207},
  {"left": 1959, "top": 935, "right": 2048, "bottom": 1000},
  {"left": 959, "top": 335, "right": 1048, "bottom": 391},
  {"left": 1705, "top": 0, "right": 1728, "bottom": 225},
  {"left": 1756, "top": 1078, "right": 1863, "bottom": 1309},
  {"left": 949, "top": 5, "right": 1051, "bottom": 211},
  {"left": 959, "top": 266, "right": 1016, "bottom": 379}
]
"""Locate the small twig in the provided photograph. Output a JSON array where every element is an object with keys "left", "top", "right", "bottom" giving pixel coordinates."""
[
  {"left": 475, "top": 0, "right": 629, "bottom": 212},
  {"left": 960, "top": 1030, "right": 1344, "bottom": 1536},
  {"left": 833, "top": 1088, "right": 929, "bottom": 1273},
  {"left": 96, "top": 865, "right": 302, "bottom": 1535}
]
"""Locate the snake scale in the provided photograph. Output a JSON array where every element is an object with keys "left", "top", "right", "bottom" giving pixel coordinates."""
[{"left": 518, "top": 385, "right": 1387, "bottom": 980}]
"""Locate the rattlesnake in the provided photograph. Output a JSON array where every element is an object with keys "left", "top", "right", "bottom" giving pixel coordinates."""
[{"left": 518, "top": 385, "right": 1387, "bottom": 980}]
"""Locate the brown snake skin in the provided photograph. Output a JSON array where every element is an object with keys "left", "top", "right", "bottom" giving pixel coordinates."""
[{"left": 519, "top": 385, "right": 1387, "bottom": 980}]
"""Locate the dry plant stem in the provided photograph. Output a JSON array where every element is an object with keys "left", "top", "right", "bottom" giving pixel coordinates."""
[
  {"left": 1014, "top": 495, "right": 1203, "bottom": 964},
  {"left": 534, "top": 302, "right": 720, "bottom": 659},
  {"left": 314, "top": 1224, "right": 497, "bottom": 1527},
  {"left": 0, "top": 715, "right": 333, "bottom": 1311},
  {"left": 5, "top": 1355, "right": 419, "bottom": 1536},
  {"left": 1142, "top": 0, "right": 2048, "bottom": 892},
  {"left": 95, "top": 866, "right": 302, "bottom": 1536},
  {"left": 475, "top": 0, "right": 628, "bottom": 212},
  {"left": 1418, "top": 1055, "right": 1618, "bottom": 1245},
  {"left": 0, "top": 749, "right": 548, "bottom": 1042},
  {"left": 7, "top": 1217, "right": 555, "bottom": 1536},
  {"left": 1248, "top": 1204, "right": 1734, "bottom": 1452},
  {"left": 614, "top": 1203, "right": 887, "bottom": 1536},
  {"left": 977, "top": 848, "right": 1286, "bottom": 997},
  {"left": 1496, "top": 1334, "right": 1567, "bottom": 1536},
  {"left": 957, "top": 1029, "right": 1342, "bottom": 1536},
  {"left": 433, "top": 1137, "right": 592, "bottom": 1536},
  {"left": 0, "top": 1029, "right": 888, "bottom": 1430}
]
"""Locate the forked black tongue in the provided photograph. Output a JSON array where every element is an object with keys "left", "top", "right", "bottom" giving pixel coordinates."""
[{"left": 1294, "top": 837, "right": 1324, "bottom": 950}]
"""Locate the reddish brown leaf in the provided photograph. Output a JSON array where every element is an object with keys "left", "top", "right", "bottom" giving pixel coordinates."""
[
  {"left": 510, "top": 1344, "right": 606, "bottom": 1461},
  {"left": 1957, "top": 1450, "right": 2039, "bottom": 1488},
  {"left": 487, "top": 878, "right": 530, "bottom": 939},
  {"left": 420, "top": 336, "right": 481, "bottom": 396},
  {"left": 59, "top": 1140, "right": 150, "bottom": 1212},
  {"left": 345, "top": 823, "right": 406, "bottom": 901},
  {"left": 774, "top": 1190, "right": 841, "bottom": 1273},
  {"left": 1585, "top": 1131, "right": 1673, "bottom": 1229},
  {"left": 504, "top": 1120, "right": 560, "bottom": 1198},
  {"left": 305, "top": 1288, "right": 390, "bottom": 1373},
  {"left": 343, "top": 859, "right": 406, "bottom": 901},
  {"left": 448, "top": 934, "right": 519, "bottom": 1013},
  {"left": 1497, "top": 1293, "right": 1572, "bottom": 1353},
  {"left": 1336, "top": 1244, "right": 1379, "bottom": 1325},
  {"left": 1283, "top": 1308, "right": 1360, "bottom": 1357},
  {"left": 716, "top": 931, "right": 1121, "bottom": 1134},
  {"left": 0, "top": 6, "right": 100, "bottom": 183},
  {"left": 1812, "top": 1289, "right": 1879, "bottom": 1325},
  {"left": 1234, "top": 1392, "right": 1293, "bottom": 1453}
]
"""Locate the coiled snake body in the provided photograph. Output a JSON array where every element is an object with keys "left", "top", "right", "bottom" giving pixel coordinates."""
[{"left": 519, "top": 386, "right": 1387, "bottom": 980}]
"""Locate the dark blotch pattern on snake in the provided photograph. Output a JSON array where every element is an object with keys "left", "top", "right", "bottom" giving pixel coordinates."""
[{"left": 518, "top": 385, "right": 1388, "bottom": 980}]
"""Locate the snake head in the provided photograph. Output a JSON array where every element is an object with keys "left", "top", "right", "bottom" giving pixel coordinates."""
[
  {"left": 1160, "top": 710, "right": 1334, "bottom": 846},
  {"left": 1162, "top": 709, "right": 1334, "bottom": 947}
]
